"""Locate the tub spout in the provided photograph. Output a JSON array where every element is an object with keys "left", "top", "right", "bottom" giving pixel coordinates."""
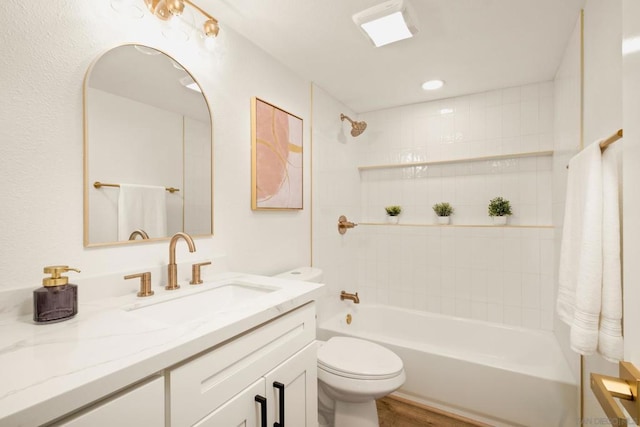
[{"left": 340, "top": 290, "right": 360, "bottom": 304}]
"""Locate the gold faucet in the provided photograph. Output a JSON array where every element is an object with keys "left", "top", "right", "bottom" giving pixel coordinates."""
[
  {"left": 166, "top": 232, "right": 196, "bottom": 290},
  {"left": 340, "top": 290, "right": 360, "bottom": 304},
  {"left": 128, "top": 229, "right": 150, "bottom": 240}
]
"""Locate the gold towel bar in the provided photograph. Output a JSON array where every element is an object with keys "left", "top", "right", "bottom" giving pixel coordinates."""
[
  {"left": 566, "top": 129, "right": 623, "bottom": 169},
  {"left": 599, "top": 128, "right": 623, "bottom": 153},
  {"left": 93, "top": 181, "right": 180, "bottom": 193}
]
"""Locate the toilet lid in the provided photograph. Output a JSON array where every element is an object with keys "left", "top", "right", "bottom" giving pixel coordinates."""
[{"left": 318, "top": 337, "right": 404, "bottom": 380}]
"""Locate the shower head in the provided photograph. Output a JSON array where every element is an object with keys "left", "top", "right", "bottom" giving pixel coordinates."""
[{"left": 340, "top": 113, "right": 367, "bottom": 137}]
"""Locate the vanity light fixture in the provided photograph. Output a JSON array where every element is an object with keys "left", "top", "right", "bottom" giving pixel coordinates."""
[
  {"left": 422, "top": 79, "right": 444, "bottom": 90},
  {"left": 144, "top": 0, "right": 220, "bottom": 38},
  {"left": 352, "top": 0, "right": 418, "bottom": 47}
]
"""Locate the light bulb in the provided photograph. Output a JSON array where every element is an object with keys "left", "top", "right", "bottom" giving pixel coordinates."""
[
  {"left": 166, "top": 0, "right": 185, "bottom": 16},
  {"left": 203, "top": 19, "right": 219, "bottom": 38},
  {"left": 422, "top": 80, "right": 444, "bottom": 91}
]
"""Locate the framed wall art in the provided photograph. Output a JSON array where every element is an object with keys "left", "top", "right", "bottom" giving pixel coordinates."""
[{"left": 251, "top": 97, "right": 303, "bottom": 210}]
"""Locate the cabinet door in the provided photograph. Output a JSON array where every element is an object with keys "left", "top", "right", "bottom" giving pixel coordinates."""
[
  {"left": 54, "top": 376, "right": 164, "bottom": 427},
  {"left": 193, "top": 379, "right": 266, "bottom": 427},
  {"left": 169, "top": 303, "right": 315, "bottom": 427},
  {"left": 264, "top": 343, "right": 318, "bottom": 427}
]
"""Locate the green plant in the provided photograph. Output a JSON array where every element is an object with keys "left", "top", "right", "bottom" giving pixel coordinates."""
[
  {"left": 488, "top": 197, "right": 513, "bottom": 217},
  {"left": 385, "top": 205, "right": 402, "bottom": 216},
  {"left": 432, "top": 202, "right": 454, "bottom": 217}
]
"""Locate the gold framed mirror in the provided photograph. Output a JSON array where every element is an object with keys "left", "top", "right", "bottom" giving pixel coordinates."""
[{"left": 83, "top": 44, "right": 213, "bottom": 247}]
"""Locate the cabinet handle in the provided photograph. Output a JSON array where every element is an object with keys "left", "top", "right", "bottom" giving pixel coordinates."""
[
  {"left": 255, "top": 395, "right": 267, "bottom": 427},
  {"left": 273, "top": 382, "right": 285, "bottom": 427}
]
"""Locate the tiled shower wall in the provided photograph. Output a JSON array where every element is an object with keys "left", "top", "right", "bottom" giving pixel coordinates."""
[{"left": 354, "top": 82, "right": 555, "bottom": 330}]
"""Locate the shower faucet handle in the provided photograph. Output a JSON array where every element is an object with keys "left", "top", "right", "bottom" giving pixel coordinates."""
[{"left": 338, "top": 215, "right": 358, "bottom": 235}]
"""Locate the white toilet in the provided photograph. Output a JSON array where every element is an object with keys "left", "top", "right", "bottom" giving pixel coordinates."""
[{"left": 275, "top": 267, "right": 406, "bottom": 427}]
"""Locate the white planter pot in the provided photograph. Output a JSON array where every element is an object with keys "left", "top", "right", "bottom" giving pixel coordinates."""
[
  {"left": 387, "top": 215, "right": 400, "bottom": 224},
  {"left": 437, "top": 216, "right": 450, "bottom": 225},
  {"left": 492, "top": 216, "right": 508, "bottom": 225}
]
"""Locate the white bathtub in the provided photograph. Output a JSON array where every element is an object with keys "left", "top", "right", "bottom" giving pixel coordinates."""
[{"left": 317, "top": 305, "right": 578, "bottom": 427}]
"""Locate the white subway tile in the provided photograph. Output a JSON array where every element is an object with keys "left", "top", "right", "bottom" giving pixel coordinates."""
[
  {"left": 471, "top": 269, "right": 488, "bottom": 302},
  {"left": 503, "top": 306, "right": 522, "bottom": 326},
  {"left": 471, "top": 302, "right": 488, "bottom": 321},
  {"left": 503, "top": 271, "right": 523, "bottom": 306},
  {"left": 455, "top": 268, "right": 472, "bottom": 300},
  {"left": 502, "top": 87, "right": 521, "bottom": 104},
  {"left": 522, "top": 308, "right": 541, "bottom": 329},
  {"left": 441, "top": 297, "right": 456, "bottom": 315},
  {"left": 522, "top": 273, "right": 541, "bottom": 309},
  {"left": 487, "top": 303, "right": 504, "bottom": 323},
  {"left": 427, "top": 296, "right": 442, "bottom": 313},
  {"left": 455, "top": 299, "right": 472, "bottom": 318},
  {"left": 521, "top": 239, "right": 541, "bottom": 274},
  {"left": 520, "top": 100, "right": 539, "bottom": 135},
  {"left": 486, "top": 106, "right": 503, "bottom": 139},
  {"left": 441, "top": 267, "right": 456, "bottom": 297},
  {"left": 502, "top": 104, "right": 521, "bottom": 138},
  {"left": 521, "top": 83, "right": 540, "bottom": 101}
]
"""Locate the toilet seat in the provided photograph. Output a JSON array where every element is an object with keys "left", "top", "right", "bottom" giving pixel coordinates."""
[{"left": 317, "top": 337, "right": 404, "bottom": 380}]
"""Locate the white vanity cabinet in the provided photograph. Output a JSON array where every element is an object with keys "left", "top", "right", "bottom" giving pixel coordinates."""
[
  {"left": 52, "top": 376, "right": 164, "bottom": 427},
  {"left": 193, "top": 344, "right": 317, "bottom": 427},
  {"left": 169, "top": 303, "right": 318, "bottom": 427}
]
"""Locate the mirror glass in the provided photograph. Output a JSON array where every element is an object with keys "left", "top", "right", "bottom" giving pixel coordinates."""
[{"left": 84, "top": 44, "right": 212, "bottom": 246}]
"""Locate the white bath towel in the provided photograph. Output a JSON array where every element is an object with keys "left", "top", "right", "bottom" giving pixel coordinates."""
[
  {"left": 557, "top": 142, "right": 603, "bottom": 355},
  {"left": 598, "top": 147, "right": 623, "bottom": 362},
  {"left": 118, "top": 184, "right": 167, "bottom": 241}
]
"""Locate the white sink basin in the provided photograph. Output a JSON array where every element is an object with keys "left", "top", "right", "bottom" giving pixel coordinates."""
[{"left": 124, "top": 282, "right": 277, "bottom": 325}]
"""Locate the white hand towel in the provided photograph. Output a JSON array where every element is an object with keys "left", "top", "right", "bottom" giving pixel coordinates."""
[
  {"left": 598, "top": 147, "right": 623, "bottom": 362},
  {"left": 118, "top": 184, "right": 167, "bottom": 240},
  {"left": 557, "top": 142, "right": 603, "bottom": 355}
]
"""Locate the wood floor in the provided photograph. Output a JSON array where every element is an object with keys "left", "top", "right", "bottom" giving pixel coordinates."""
[{"left": 377, "top": 395, "right": 490, "bottom": 427}]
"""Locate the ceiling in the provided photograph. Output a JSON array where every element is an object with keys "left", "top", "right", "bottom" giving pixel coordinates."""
[{"left": 204, "top": 0, "right": 585, "bottom": 113}]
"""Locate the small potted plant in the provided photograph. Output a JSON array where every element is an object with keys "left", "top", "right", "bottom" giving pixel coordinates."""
[
  {"left": 385, "top": 205, "right": 402, "bottom": 224},
  {"left": 488, "top": 197, "right": 513, "bottom": 225},
  {"left": 432, "top": 202, "right": 454, "bottom": 225}
]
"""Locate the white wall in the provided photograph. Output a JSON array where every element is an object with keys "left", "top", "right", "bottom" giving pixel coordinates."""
[
  {"left": 351, "top": 83, "right": 556, "bottom": 330},
  {"left": 622, "top": 0, "right": 640, "bottom": 368},
  {"left": 553, "top": 12, "right": 582, "bottom": 383},
  {"left": 0, "top": 1, "right": 312, "bottom": 292},
  {"left": 581, "top": 0, "right": 623, "bottom": 421},
  {"left": 311, "top": 84, "right": 362, "bottom": 323}
]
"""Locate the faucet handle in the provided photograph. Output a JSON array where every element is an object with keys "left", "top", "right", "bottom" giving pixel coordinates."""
[
  {"left": 124, "top": 272, "right": 154, "bottom": 297},
  {"left": 190, "top": 261, "right": 212, "bottom": 285}
]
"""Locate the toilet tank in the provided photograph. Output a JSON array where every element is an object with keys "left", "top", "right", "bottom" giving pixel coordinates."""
[{"left": 274, "top": 267, "right": 323, "bottom": 283}]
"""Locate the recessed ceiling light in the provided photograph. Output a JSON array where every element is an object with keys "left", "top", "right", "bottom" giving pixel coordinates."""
[
  {"left": 422, "top": 80, "right": 444, "bottom": 90},
  {"left": 439, "top": 108, "right": 453, "bottom": 115},
  {"left": 353, "top": 0, "right": 418, "bottom": 48}
]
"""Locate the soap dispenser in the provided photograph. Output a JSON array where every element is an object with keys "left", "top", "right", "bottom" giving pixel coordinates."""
[{"left": 34, "top": 265, "right": 81, "bottom": 324}]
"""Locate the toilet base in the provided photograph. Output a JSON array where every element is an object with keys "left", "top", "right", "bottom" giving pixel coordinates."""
[{"left": 334, "top": 400, "right": 379, "bottom": 427}]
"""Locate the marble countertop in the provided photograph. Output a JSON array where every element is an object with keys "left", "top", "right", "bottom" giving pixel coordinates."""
[{"left": 0, "top": 272, "right": 324, "bottom": 427}]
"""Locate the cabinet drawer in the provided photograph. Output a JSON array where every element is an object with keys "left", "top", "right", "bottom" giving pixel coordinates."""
[
  {"left": 169, "top": 303, "right": 315, "bottom": 426},
  {"left": 52, "top": 376, "right": 164, "bottom": 427}
]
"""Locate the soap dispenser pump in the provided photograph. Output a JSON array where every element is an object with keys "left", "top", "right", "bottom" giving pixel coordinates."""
[{"left": 34, "top": 265, "right": 80, "bottom": 324}]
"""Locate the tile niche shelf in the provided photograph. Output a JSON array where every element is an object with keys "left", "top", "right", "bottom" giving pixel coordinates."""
[
  {"left": 356, "top": 150, "right": 554, "bottom": 171},
  {"left": 358, "top": 223, "right": 554, "bottom": 228},
  {"left": 358, "top": 150, "right": 555, "bottom": 229}
]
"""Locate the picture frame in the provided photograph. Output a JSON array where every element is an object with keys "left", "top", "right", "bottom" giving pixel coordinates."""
[{"left": 251, "top": 97, "right": 304, "bottom": 210}]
